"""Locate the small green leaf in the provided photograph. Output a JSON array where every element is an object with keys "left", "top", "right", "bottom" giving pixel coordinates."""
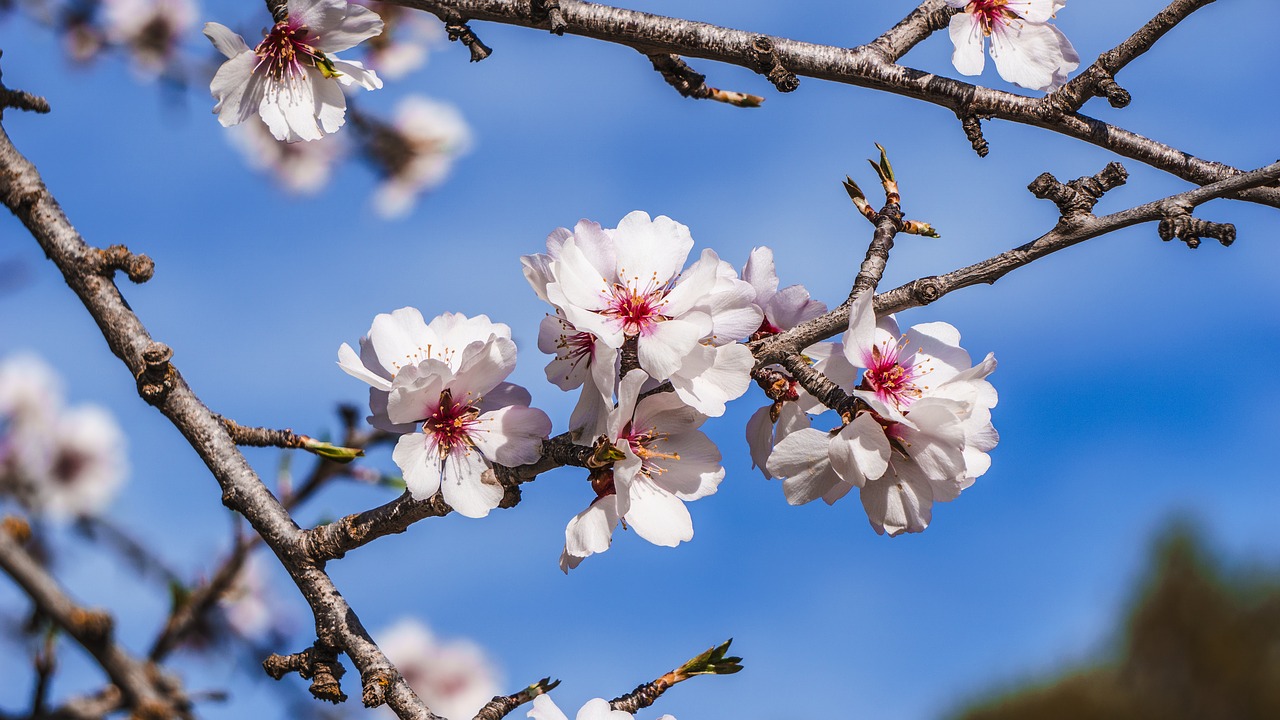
[{"left": 302, "top": 439, "right": 364, "bottom": 463}]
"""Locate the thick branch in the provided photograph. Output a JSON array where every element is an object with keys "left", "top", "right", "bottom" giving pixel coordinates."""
[
  {"left": 864, "top": 0, "right": 957, "bottom": 64},
  {"left": 0, "top": 111, "right": 440, "bottom": 720},
  {"left": 389, "top": 0, "right": 1276, "bottom": 206}
]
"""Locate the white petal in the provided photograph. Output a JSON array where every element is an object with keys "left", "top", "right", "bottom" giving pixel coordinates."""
[
  {"left": 203, "top": 22, "right": 250, "bottom": 59},
  {"left": 745, "top": 405, "right": 775, "bottom": 478},
  {"left": 948, "top": 13, "right": 986, "bottom": 77},
  {"left": 470, "top": 405, "right": 551, "bottom": 467},
  {"left": 860, "top": 473, "right": 932, "bottom": 536},
  {"left": 440, "top": 450, "right": 502, "bottom": 518},
  {"left": 741, "top": 246, "right": 779, "bottom": 305},
  {"left": 337, "top": 342, "right": 392, "bottom": 391},
  {"left": 668, "top": 342, "right": 753, "bottom": 417},
  {"left": 528, "top": 695, "right": 571, "bottom": 720},
  {"left": 292, "top": 0, "right": 384, "bottom": 53},
  {"left": 637, "top": 315, "right": 711, "bottom": 380},
  {"left": 393, "top": 433, "right": 442, "bottom": 501},
  {"left": 988, "top": 21, "right": 1079, "bottom": 91},
  {"left": 828, "top": 412, "right": 891, "bottom": 487},
  {"left": 624, "top": 477, "right": 693, "bottom": 547},
  {"left": 209, "top": 52, "right": 263, "bottom": 128},
  {"left": 767, "top": 428, "right": 840, "bottom": 506},
  {"left": 576, "top": 698, "right": 633, "bottom": 720},
  {"left": 841, "top": 292, "right": 878, "bottom": 368},
  {"left": 612, "top": 211, "right": 693, "bottom": 291},
  {"left": 331, "top": 58, "right": 383, "bottom": 91},
  {"left": 562, "top": 496, "right": 620, "bottom": 566}
]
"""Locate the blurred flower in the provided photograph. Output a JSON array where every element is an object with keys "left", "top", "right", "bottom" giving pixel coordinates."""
[
  {"left": 0, "top": 354, "right": 127, "bottom": 521},
  {"left": 378, "top": 618, "right": 500, "bottom": 720},
  {"left": 102, "top": 0, "right": 197, "bottom": 77},
  {"left": 229, "top": 119, "right": 342, "bottom": 194},
  {"left": 561, "top": 370, "right": 723, "bottom": 571},
  {"left": 359, "top": 0, "right": 446, "bottom": 80},
  {"left": 0, "top": 353, "right": 64, "bottom": 428},
  {"left": 219, "top": 554, "right": 280, "bottom": 639},
  {"left": 338, "top": 309, "right": 550, "bottom": 518},
  {"left": 765, "top": 294, "right": 999, "bottom": 536},
  {"left": 360, "top": 96, "right": 472, "bottom": 218},
  {"left": 203, "top": 0, "right": 384, "bottom": 142},
  {"left": 946, "top": 0, "right": 1079, "bottom": 91},
  {"left": 528, "top": 696, "right": 645, "bottom": 720}
]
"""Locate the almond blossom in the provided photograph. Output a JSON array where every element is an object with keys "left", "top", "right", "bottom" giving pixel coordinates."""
[
  {"left": 229, "top": 118, "right": 342, "bottom": 194},
  {"left": 526, "top": 212, "right": 760, "bottom": 429},
  {"left": 765, "top": 294, "right": 998, "bottom": 535},
  {"left": 946, "top": 0, "right": 1079, "bottom": 91},
  {"left": 204, "top": 0, "right": 384, "bottom": 142},
  {"left": 338, "top": 308, "right": 551, "bottom": 518},
  {"left": 560, "top": 370, "right": 723, "bottom": 571},
  {"left": 378, "top": 618, "right": 500, "bottom": 720},
  {"left": 102, "top": 0, "right": 196, "bottom": 77},
  {"left": 739, "top": 246, "right": 828, "bottom": 478},
  {"left": 369, "top": 95, "right": 472, "bottom": 218}
]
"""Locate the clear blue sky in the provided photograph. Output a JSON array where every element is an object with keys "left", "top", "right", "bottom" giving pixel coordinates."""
[{"left": 1, "top": 0, "right": 1278, "bottom": 718}]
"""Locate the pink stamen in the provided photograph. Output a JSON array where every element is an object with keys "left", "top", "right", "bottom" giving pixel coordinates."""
[{"left": 422, "top": 389, "right": 481, "bottom": 457}]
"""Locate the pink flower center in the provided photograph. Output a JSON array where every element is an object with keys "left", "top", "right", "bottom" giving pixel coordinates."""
[
  {"left": 863, "top": 336, "right": 930, "bottom": 408},
  {"left": 254, "top": 20, "right": 333, "bottom": 81},
  {"left": 966, "top": 0, "right": 1020, "bottom": 34},
  {"left": 422, "top": 389, "right": 480, "bottom": 457},
  {"left": 618, "top": 421, "right": 680, "bottom": 475},
  {"left": 556, "top": 327, "right": 597, "bottom": 370},
  {"left": 604, "top": 278, "right": 672, "bottom": 337}
]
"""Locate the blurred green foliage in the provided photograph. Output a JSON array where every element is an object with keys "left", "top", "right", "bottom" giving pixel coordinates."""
[{"left": 953, "top": 522, "right": 1280, "bottom": 720}]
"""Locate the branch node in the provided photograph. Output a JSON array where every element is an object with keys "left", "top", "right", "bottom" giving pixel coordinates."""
[
  {"left": 1, "top": 515, "right": 31, "bottom": 543},
  {"left": 957, "top": 111, "right": 989, "bottom": 157},
  {"left": 750, "top": 36, "right": 798, "bottom": 93},
  {"left": 644, "top": 53, "right": 764, "bottom": 108},
  {"left": 1028, "top": 162, "right": 1128, "bottom": 217},
  {"left": 1094, "top": 71, "right": 1131, "bottom": 108},
  {"left": 1157, "top": 210, "right": 1235, "bottom": 249},
  {"left": 264, "top": 644, "right": 348, "bottom": 704},
  {"left": 0, "top": 52, "right": 52, "bottom": 114},
  {"left": 68, "top": 608, "right": 113, "bottom": 643},
  {"left": 531, "top": 0, "right": 567, "bottom": 35},
  {"left": 911, "top": 276, "right": 943, "bottom": 305},
  {"left": 92, "top": 245, "right": 154, "bottom": 283},
  {"left": 443, "top": 11, "right": 492, "bottom": 62},
  {"left": 135, "top": 342, "right": 176, "bottom": 405},
  {"left": 360, "top": 668, "right": 393, "bottom": 708}
]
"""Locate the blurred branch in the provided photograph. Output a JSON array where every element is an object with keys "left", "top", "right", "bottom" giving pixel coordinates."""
[
  {"left": 387, "top": 0, "right": 1275, "bottom": 206},
  {"left": 0, "top": 518, "right": 189, "bottom": 717},
  {"left": 0, "top": 80, "right": 440, "bottom": 719}
]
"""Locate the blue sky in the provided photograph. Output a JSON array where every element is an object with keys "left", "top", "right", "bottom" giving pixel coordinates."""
[{"left": 1, "top": 0, "right": 1278, "bottom": 718}]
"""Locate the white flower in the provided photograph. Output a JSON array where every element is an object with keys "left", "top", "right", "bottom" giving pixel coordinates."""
[
  {"left": 219, "top": 554, "right": 281, "bottom": 639},
  {"left": 560, "top": 370, "right": 723, "bottom": 571},
  {"left": 102, "top": 0, "right": 197, "bottom": 76},
  {"left": 528, "top": 212, "right": 760, "bottom": 422},
  {"left": 0, "top": 353, "right": 64, "bottom": 428},
  {"left": 378, "top": 618, "right": 500, "bottom": 720},
  {"left": 529, "top": 696, "right": 664, "bottom": 720},
  {"left": 946, "top": 0, "right": 1079, "bottom": 91},
  {"left": 739, "top": 247, "right": 828, "bottom": 477},
  {"left": 370, "top": 96, "right": 472, "bottom": 218},
  {"left": 203, "top": 0, "right": 384, "bottom": 142},
  {"left": 741, "top": 247, "right": 827, "bottom": 340},
  {"left": 765, "top": 294, "right": 998, "bottom": 535},
  {"left": 229, "top": 118, "right": 342, "bottom": 194},
  {"left": 358, "top": 1, "right": 446, "bottom": 80},
  {"left": 338, "top": 309, "right": 551, "bottom": 518},
  {"left": 17, "top": 405, "right": 128, "bottom": 520}
]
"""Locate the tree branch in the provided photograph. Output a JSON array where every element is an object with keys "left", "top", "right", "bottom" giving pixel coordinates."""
[{"left": 388, "top": 0, "right": 1276, "bottom": 206}]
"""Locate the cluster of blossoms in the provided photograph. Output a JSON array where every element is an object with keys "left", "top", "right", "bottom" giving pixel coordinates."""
[
  {"left": 523, "top": 211, "right": 765, "bottom": 570},
  {"left": 339, "top": 309, "right": 552, "bottom": 518},
  {"left": 946, "top": 0, "right": 1079, "bottom": 91},
  {"left": 377, "top": 618, "right": 501, "bottom": 720},
  {"left": 760, "top": 293, "right": 998, "bottom": 536},
  {"left": 0, "top": 354, "right": 128, "bottom": 520},
  {"left": 101, "top": 0, "right": 197, "bottom": 77}
]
